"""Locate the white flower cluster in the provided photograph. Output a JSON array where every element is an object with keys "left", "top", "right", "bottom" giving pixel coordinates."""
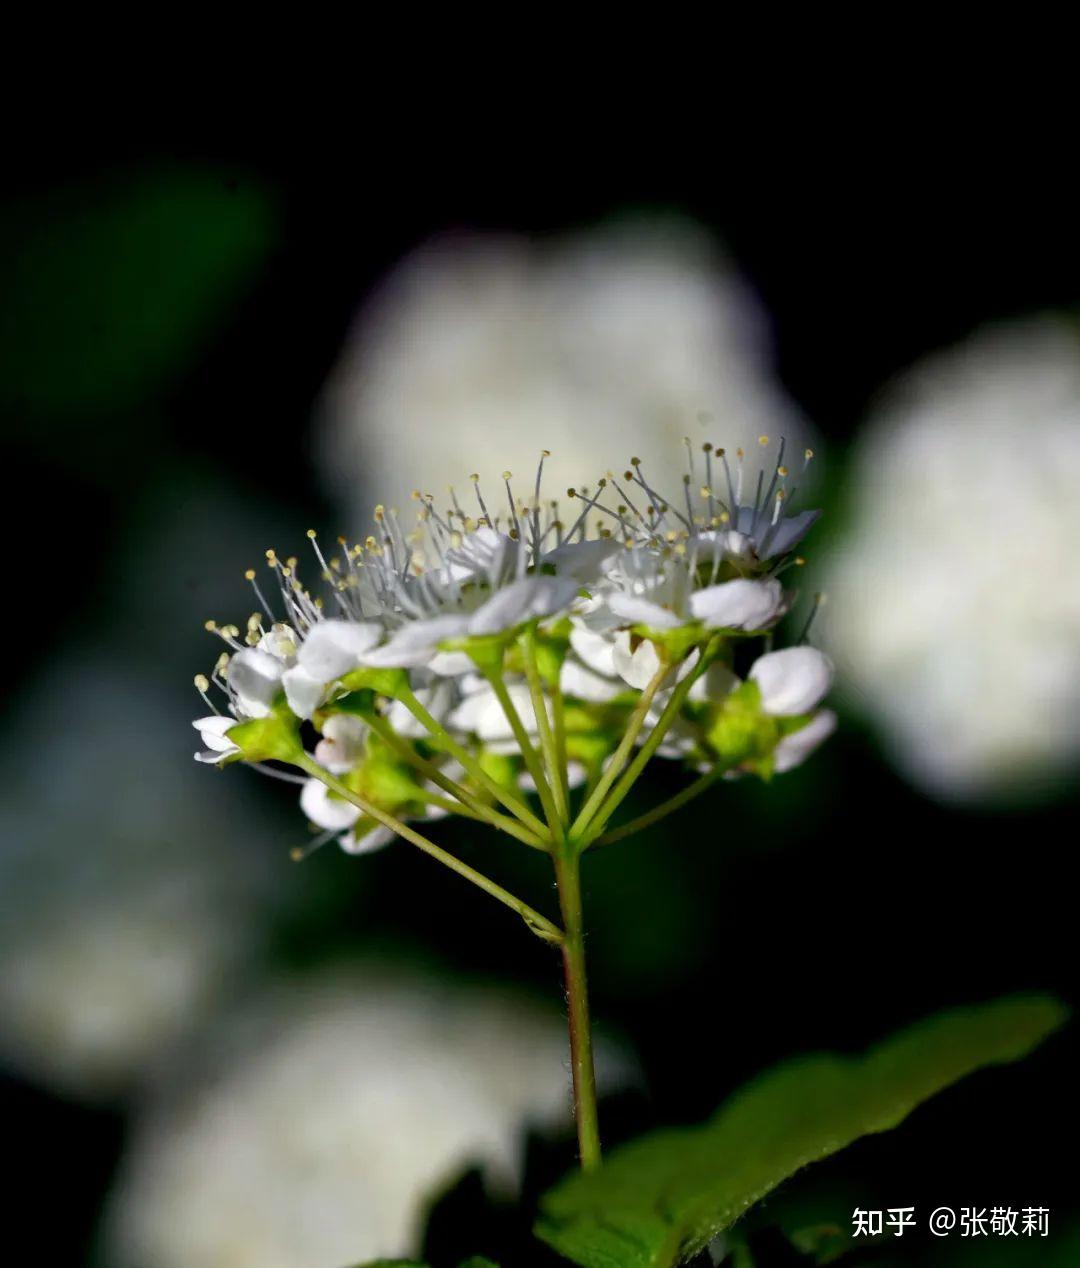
[
  {"left": 821, "top": 317, "right": 1080, "bottom": 800},
  {"left": 104, "top": 972, "right": 632, "bottom": 1266},
  {"left": 193, "top": 442, "right": 835, "bottom": 856},
  {"left": 317, "top": 221, "right": 812, "bottom": 526}
]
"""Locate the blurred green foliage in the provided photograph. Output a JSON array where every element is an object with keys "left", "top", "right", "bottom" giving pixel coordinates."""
[{"left": 0, "top": 167, "right": 277, "bottom": 440}]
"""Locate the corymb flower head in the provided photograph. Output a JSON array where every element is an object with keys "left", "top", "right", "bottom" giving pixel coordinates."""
[{"left": 190, "top": 440, "right": 829, "bottom": 875}]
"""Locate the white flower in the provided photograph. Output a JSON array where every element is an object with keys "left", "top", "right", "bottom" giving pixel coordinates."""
[
  {"left": 774, "top": 709, "right": 838, "bottom": 773},
  {"left": 750, "top": 646, "right": 834, "bottom": 716},
  {"left": 689, "top": 577, "right": 788, "bottom": 630},
  {"left": 192, "top": 715, "right": 239, "bottom": 764},
  {"left": 820, "top": 317, "right": 1080, "bottom": 800},
  {"left": 2, "top": 659, "right": 284, "bottom": 1101},
  {"left": 611, "top": 630, "right": 665, "bottom": 690},
  {"left": 448, "top": 680, "right": 547, "bottom": 746},
  {"left": 226, "top": 646, "right": 285, "bottom": 718},
  {"left": 362, "top": 575, "right": 581, "bottom": 669},
  {"left": 317, "top": 221, "right": 812, "bottom": 528},
  {"left": 313, "top": 713, "right": 368, "bottom": 772},
  {"left": 104, "top": 972, "right": 633, "bottom": 1267},
  {"left": 385, "top": 680, "right": 456, "bottom": 738},
  {"left": 299, "top": 779, "right": 361, "bottom": 832},
  {"left": 281, "top": 619, "right": 384, "bottom": 718}
]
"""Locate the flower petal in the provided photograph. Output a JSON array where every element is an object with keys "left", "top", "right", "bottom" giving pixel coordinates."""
[
  {"left": 750, "top": 646, "right": 834, "bottom": 716},
  {"left": 282, "top": 665, "right": 326, "bottom": 720},
  {"left": 362, "top": 615, "right": 471, "bottom": 667},
  {"left": 192, "top": 715, "right": 239, "bottom": 751},
  {"left": 297, "top": 620, "right": 384, "bottom": 681},
  {"left": 607, "top": 593, "right": 682, "bottom": 630},
  {"left": 467, "top": 576, "right": 579, "bottom": 636},
  {"left": 560, "top": 658, "right": 624, "bottom": 703},
  {"left": 339, "top": 824, "right": 394, "bottom": 855},
  {"left": 773, "top": 708, "right": 837, "bottom": 771},
  {"left": 690, "top": 578, "right": 786, "bottom": 631},
  {"left": 299, "top": 778, "right": 361, "bottom": 831},
  {"left": 612, "top": 631, "right": 663, "bottom": 690},
  {"left": 227, "top": 648, "right": 284, "bottom": 718},
  {"left": 760, "top": 509, "right": 821, "bottom": 559},
  {"left": 540, "top": 538, "right": 620, "bottom": 582}
]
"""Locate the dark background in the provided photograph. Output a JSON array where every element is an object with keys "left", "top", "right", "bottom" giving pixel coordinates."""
[{"left": 2, "top": 119, "right": 1076, "bottom": 1265}]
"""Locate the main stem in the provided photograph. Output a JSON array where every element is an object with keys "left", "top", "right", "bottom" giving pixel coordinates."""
[{"left": 554, "top": 845, "right": 601, "bottom": 1171}]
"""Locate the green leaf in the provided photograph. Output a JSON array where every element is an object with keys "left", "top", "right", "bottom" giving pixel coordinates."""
[{"left": 536, "top": 995, "right": 1067, "bottom": 1268}]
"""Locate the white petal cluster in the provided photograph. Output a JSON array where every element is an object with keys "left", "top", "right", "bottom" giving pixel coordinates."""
[
  {"left": 193, "top": 441, "right": 832, "bottom": 859},
  {"left": 104, "top": 972, "right": 631, "bottom": 1267},
  {"left": 820, "top": 317, "right": 1080, "bottom": 800}
]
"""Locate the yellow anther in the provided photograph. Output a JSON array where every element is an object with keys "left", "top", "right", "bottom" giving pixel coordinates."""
[
  {"left": 795, "top": 556, "right": 806, "bottom": 566},
  {"left": 470, "top": 473, "right": 480, "bottom": 482},
  {"left": 502, "top": 470, "right": 512, "bottom": 480},
  {"left": 758, "top": 435, "right": 769, "bottom": 446},
  {"left": 374, "top": 505, "right": 385, "bottom": 520},
  {"left": 630, "top": 456, "right": 641, "bottom": 466},
  {"left": 215, "top": 651, "right": 230, "bottom": 672},
  {"left": 700, "top": 486, "right": 711, "bottom": 499},
  {"left": 265, "top": 548, "right": 277, "bottom": 561},
  {"left": 778, "top": 465, "right": 789, "bottom": 477},
  {"left": 244, "top": 569, "right": 256, "bottom": 581},
  {"left": 247, "top": 613, "right": 262, "bottom": 629},
  {"left": 805, "top": 448, "right": 814, "bottom": 460},
  {"left": 193, "top": 674, "right": 210, "bottom": 692},
  {"left": 204, "top": 619, "right": 217, "bottom": 631},
  {"left": 703, "top": 441, "right": 713, "bottom": 453},
  {"left": 306, "top": 528, "right": 316, "bottom": 539},
  {"left": 411, "top": 490, "right": 421, "bottom": 500},
  {"left": 541, "top": 449, "right": 551, "bottom": 457}
]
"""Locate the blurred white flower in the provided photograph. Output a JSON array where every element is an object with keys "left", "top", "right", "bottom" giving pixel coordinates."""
[
  {"left": 0, "top": 657, "right": 284, "bottom": 1100},
  {"left": 821, "top": 317, "right": 1080, "bottom": 799},
  {"left": 105, "top": 970, "right": 631, "bottom": 1268},
  {"left": 317, "top": 219, "right": 812, "bottom": 524}
]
